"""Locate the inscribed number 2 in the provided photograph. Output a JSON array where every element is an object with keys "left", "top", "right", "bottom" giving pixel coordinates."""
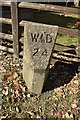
[
  {"left": 33, "top": 48, "right": 39, "bottom": 56},
  {"left": 33, "top": 48, "right": 47, "bottom": 57},
  {"left": 42, "top": 49, "right": 47, "bottom": 56}
]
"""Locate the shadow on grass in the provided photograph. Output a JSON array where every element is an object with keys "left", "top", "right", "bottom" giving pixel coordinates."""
[{"left": 42, "top": 49, "right": 79, "bottom": 93}]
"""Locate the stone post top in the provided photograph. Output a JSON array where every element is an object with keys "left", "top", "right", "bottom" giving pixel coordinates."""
[{"left": 20, "top": 20, "right": 58, "bottom": 29}]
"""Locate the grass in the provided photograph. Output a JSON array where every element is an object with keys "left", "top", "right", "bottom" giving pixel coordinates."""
[{"left": 56, "top": 34, "right": 78, "bottom": 46}]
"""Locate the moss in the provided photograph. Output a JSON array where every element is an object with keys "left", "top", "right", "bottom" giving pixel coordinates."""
[{"left": 56, "top": 34, "right": 78, "bottom": 46}]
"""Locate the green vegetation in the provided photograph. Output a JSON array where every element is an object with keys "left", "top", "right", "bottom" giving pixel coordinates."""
[{"left": 56, "top": 34, "right": 78, "bottom": 46}]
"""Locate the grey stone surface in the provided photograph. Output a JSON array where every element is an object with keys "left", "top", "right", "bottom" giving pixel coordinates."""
[{"left": 23, "top": 21, "right": 58, "bottom": 94}]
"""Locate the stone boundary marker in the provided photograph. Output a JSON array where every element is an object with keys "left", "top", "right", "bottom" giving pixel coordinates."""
[{"left": 23, "top": 21, "right": 58, "bottom": 94}]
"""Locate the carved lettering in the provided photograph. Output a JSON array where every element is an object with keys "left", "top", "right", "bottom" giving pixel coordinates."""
[
  {"left": 31, "top": 33, "right": 39, "bottom": 42},
  {"left": 39, "top": 33, "right": 45, "bottom": 42},
  {"left": 42, "top": 49, "right": 47, "bottom": 56},
  {"left": 33, "top": 48, "right": 39, "bottom": 56},
  {"left": 46, "top": 34, "right": 52, "bottom": 43},
  {"left": 31, "top": 33, "right": 52, "bottom": 43},
  {"left": 33, "top": 48, "right": 48, "bottom": 57}
]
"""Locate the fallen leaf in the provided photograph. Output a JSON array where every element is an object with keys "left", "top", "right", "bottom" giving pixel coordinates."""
[
  {"left": 13, "top": 72, "right": 18, "bottom": 79},
  {"left": 70, "top": 114, "right": 73, "bottom": 118},
  {"left": 27, "top": 111, "right": 34, "bottom": 116},
  {"left": 55, "top": 111, "right": 62, "bottom": 117},
  {"left": 2, "top": 87, "right": 8, "bottom": 96},
  {"left": 15, "top": 77, "right": 20, "bottom": 82},
  {"left": 16, "top": 107, "right": 19, "bottom": 113},
  {"left": 71, "top": 103, "right": 77, "bottom": 109},
  {"left": 27, "top": 94, "right": 30, "bottom": 98},
  {"left": 13, "top": 80, "right": 19, "bottom": 89},
  {"left": 65, "top": 112, "right": 70, "bottom": 118},
  {"left": 73, "top": 80, "right": 78, "bottom": 85},
  {"left": 15, "top": 90, "right": 19, "bottom": 97},
  {"left": 0, "top": 66, "right": 4, "bottom": 73},
  {"left": 19, "top": 84, "right": 25, "bottom": 92},
  {"left": 3, "top": 72, "right": 13, "bottom": 81}
]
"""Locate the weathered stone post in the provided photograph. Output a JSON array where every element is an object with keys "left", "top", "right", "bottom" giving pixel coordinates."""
[{"left": 23, "top": 21, "right": 58, "bottom": 94}]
